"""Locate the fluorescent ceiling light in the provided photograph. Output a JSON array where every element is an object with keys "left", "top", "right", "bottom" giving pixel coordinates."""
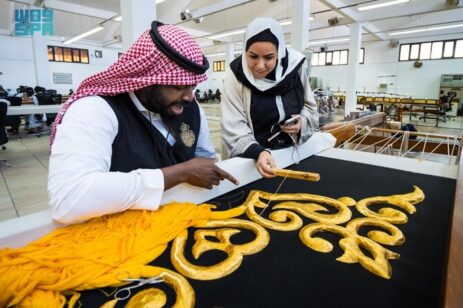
[
  {"left": 279, "top": 17, "right": 314, "bottom": 27},
  {"left": 113, "top": 15, "right": 122, "bottom": 22},
  {"left": 358, "top": 0, "right": 410, "bottom": 11},
  {"left": 210, "top": 18, "right": 314, "bottom": 40},
  {"left": 156, "top": 0, "right": 166, "bottom": 3},
  {"left": 209, "top": 29, "right": 245, "bottom": 40},
  {"left": 308, "top": 38, "right": 349, "bottom": 45},
  {"left": 389, "top": 23, "right": 463, "bottom": 36},
  {"left": 428, "top": 23, "right": 463, "bottom": 31},
  {"left": 205, "top": 52, "right": 226, "bottom": 57},
  {"left": 205, "top": 51, "right": 243, "bottom": 57},
  {"left": 63, "top": 25, "right": 104, "bottom": 45}
]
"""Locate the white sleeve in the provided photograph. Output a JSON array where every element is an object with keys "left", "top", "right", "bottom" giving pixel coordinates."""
[
  {"left": 299, "top": 62, "right": 319, "bottom": 143},
  {"left": 48, "top": 96, "right": 165, "bottom": 224},
  {"left": 194, "top": 104, "right": 216, "bottom": 158},
  {"left": 221, "top": 69, "right": 259, "bottom": 158}
]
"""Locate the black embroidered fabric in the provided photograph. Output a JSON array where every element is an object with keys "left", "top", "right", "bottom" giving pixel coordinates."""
[{"left": 79, "top": 156, "right": 455, "bottom": 308}]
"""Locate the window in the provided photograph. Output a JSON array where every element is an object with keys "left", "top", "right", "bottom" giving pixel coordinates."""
[
  {"left": 72, "top": 49, "right": 80, "bottom": 62},
  {"left": 47, "top": 45, "right": 89, "bottom": 64},
  {"left": 399, "top": 44, "right": 410, "bottom": 61},
  {"left": 410, "top": 44, "right": 419, "bottom": 60},
  {"left": 213, "top": 60, "right": 225, "bottom": 72},
  {"left": 419, "top": 42, "right": 431, "bottom": 60},
  {"left": 456, "top": 40, "right": 463, "bottom": 58},
  {"left": 54, "top": 47, "right": 63, "bottom": 61},
  {"left": 47, "top": 46, "right": 54, "bottom": 61},
  {"left": 399, "top": 39, "right": 463, "bottom": 61},
  {"left": 80, "top": 50, "right": 89, "bottom": 64},
  {"left": 311, "top": 48, "right": 364, "bottom": 67},
  {"left": 443, "top": 41, "right": 454, "bottom": 58},
  {"left": 430, "top": 41, "right": 443, "bottom": 59},
  {"left": 63, "top": 48, "right": 72, "bottom": 62}
]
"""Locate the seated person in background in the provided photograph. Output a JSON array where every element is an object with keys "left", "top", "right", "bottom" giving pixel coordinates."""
[
  {"left": 0, "top": 85, "right": 7, "bottom": 98},
  {"left": 25, "top": 87, "right": 43, "bottom": 134},
  {"left": 439, "top": 90, "right": 446, "bottom": 104},
  {"left": 49, "top": 21, "right": 238, "bottom": 224},
  {"left": 221, "top": 17, "right": 319, "bottom": 178},
  {"left": 215, "top": 89, "right": 221, "bottom": 101},
  {"left": 14, "top": 86, "right": 27, "bottom": 98},
  {"left": 208, "top": 89, "right": 213, "bottom": 101}
]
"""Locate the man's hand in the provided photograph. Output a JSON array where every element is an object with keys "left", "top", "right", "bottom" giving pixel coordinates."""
[
  {"left": 256, "top": 151, "right": 276, "bottom": 178},
  {"left": 162, "top": 157, "right": 239, "bottom": 190},
  {"left": 183, "top": 157, "right": 239, "bottom": 189}
]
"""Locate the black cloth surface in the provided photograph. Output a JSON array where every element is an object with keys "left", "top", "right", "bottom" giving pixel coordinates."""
[{"left": 79, "top": 156, "right": 456, "bottom": 308}]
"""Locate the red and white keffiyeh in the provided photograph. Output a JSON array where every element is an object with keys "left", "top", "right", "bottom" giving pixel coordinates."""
[{"left": 50, "top": 24, "right": 207, "bottom": 146}]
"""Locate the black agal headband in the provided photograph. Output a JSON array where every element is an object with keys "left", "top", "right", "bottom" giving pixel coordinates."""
[{"left": 150, "top": 21, "right": 209, "bottom": 74}]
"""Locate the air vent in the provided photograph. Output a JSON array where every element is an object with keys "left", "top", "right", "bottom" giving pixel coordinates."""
[{"left": 441, "top": 74, "right": 463, "bottom": 87}]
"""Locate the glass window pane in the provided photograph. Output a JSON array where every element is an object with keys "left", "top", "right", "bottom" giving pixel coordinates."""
[
  {"left": 318, "top": 52, "right": 326, "bottom": 66},
  {"left": 419, "top": 42, "right": 431, "bottom": 60},
  {"left": 80, "top": 49, "right": 89, "bottom": 63},
  {"left": 63, "top": 48, "right": 72, "bottom": 62},
  {"left": 326, "top": 52, "right": 332, "bottom": 64},
  {"left": 72, "top": 49, "right": 80, "bottom": 62},
  {"left": 332, "top": 51, "right": 340, "bottom": 65},
  {"left": 340, "top": 50, "right": 348, "bottom": 64},
  {"left": 455, "top": 40, "right": 463, "bottom": 58},
  {"left": 430, "top": 42, "right": 443, "bottom": 59},
  {"left": 54, "top": 47, "right": 63, "bottom": 61},
  {"left": 47, "top": 46, "right": 54, "bottom": 61},
  {"left": 312, "top": 53, "right": 319, "bottom": 66},
  {"left": 443, "top": 41, "right": 454, "bottom": 58},
  {"left": 399, "top": 44, "right": 410, "bottom": 61},
  {"left": 360, "top": 48, "right": 364, "bottom": 64},
  {"left": 410, "top": 44, "right": 419, "bottom": 60}
]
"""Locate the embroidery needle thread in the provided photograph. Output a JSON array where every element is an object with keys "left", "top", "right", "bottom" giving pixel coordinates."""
[{"left": 259, "top": 175, "right": 288, "bottom": 216}]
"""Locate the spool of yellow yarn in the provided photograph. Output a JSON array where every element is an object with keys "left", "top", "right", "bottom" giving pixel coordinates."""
[{"left": 0, "top": 202, "right": 212, "bottom": 307}]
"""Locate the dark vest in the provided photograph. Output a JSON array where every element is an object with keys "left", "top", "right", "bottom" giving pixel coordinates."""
[{"left": 101, "top": 93, "right": 200, "bottom": 172}]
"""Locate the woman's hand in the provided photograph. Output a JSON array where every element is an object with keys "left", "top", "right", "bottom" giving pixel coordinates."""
[
  {"left": 256, "top": 151, "right": 276, "bottom": 178},
  {"left": 280, "top": 115, "right": 302, "bottom": 135}
]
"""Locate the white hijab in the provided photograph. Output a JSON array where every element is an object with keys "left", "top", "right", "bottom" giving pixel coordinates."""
[{"left": 242, "top": 17, "right": 305, "bottom": 92}]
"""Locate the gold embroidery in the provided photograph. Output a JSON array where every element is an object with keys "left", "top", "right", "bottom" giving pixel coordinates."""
[
  {"left": 126, "top": 288, "right": 166, "bottom": 307},
  {"left": 244, "top": 190, "right": 353, "bottom": 231},
  {"left": 180, "top": 123, "right": 195, "bottom": 147},
  {"left": 356, "top": 186, "right": 425, "bottom": 224},
  {"left": 171, "top": 219, "right": 269, "bottom": 280},
  {"left": 123, "top": 269, "right": 195, "bottom": 308},
  {"left": 299, "top": 220, "right": 400, "bottom": 279}
]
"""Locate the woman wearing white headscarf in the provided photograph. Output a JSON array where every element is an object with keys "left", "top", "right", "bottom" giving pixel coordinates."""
[{"left": 221, "top": 17, "right": 319, "bottom": 177}]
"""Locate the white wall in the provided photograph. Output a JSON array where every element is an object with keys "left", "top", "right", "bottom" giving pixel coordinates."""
[
  {"left": 205, "top": 33, "right": 463, "bottom": 100},
  {"left": 311, "top": 33, "right": 463, "bottom": 99},
  {"left": 0, "top": 35, "right": 122, "bottom": 95}
]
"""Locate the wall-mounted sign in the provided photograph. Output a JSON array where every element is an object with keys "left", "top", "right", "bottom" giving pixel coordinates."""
[
  {"left": 15, "top": 8, "right": 54, "bottom": 36},
  {"left": 95, "top": 50, "right": 103, "bottom": 58},
  {"left": 53, "top": 73, "right": 72, "bottom": 85}
]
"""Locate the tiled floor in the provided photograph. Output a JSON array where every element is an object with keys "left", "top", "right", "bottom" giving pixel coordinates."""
[{"left": 1, "top": 103, "right": 462, "bottom": 223}]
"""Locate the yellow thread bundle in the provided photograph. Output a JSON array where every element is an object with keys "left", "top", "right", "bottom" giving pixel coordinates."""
[{"left": 0, "top": 202, "right": 212, "bottom": 307}]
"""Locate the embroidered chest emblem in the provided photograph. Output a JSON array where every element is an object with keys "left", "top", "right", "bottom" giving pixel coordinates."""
[{"left": 180, "top": 123, "right": 195, "bottom": 147}]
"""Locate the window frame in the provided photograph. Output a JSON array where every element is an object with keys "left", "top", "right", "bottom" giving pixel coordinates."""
[
  {"left": 47, "top": 45, "right": 89, "bottom": 64},
  {"left": 311, "top": 48, "right": 364, "bottom": 67},
  {"left": 212, "top": 60, "right": 226, "bottom": 72},
  {"left": 398, "top": 38, "right": 463, "bottom": 62}
]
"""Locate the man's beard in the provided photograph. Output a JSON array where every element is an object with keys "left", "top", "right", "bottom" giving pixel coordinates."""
[{"left": 159, "top": 100, "right": 189, "bottom": 121}]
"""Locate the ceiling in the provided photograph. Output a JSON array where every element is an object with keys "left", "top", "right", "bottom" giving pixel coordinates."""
[{"left": 1, "top": 0, "right": 462, "bottom": 53}]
